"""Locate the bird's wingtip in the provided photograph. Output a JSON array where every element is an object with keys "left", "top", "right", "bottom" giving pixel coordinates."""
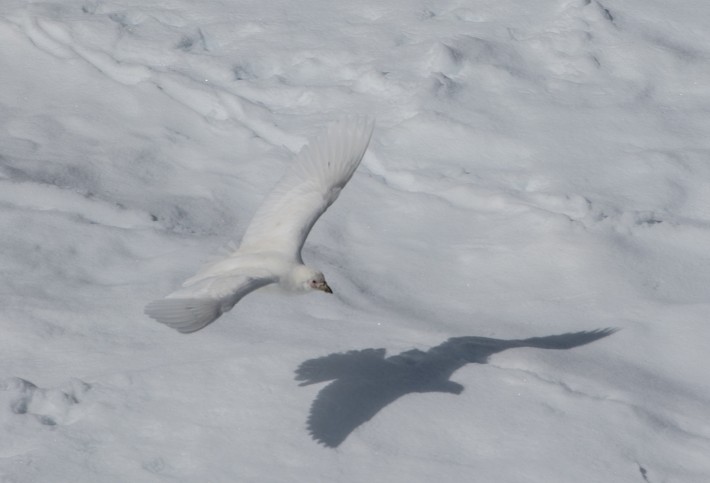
[{"left": 144, "top": 297, "right": 222, "bottom": 333}]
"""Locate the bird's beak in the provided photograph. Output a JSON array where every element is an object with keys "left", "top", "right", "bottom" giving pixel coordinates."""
[{"left": 316, "top": 281, "right": 333, "bottom": 294}]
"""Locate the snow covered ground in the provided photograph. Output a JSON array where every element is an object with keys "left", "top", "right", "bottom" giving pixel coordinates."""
[{"left": 1, "top": 0, "right": 709, "bottom": 481}]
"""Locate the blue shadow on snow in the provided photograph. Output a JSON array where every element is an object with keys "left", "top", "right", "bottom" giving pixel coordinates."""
[{"left": 296, "top": 328, "right": 616, "bottom": 448}]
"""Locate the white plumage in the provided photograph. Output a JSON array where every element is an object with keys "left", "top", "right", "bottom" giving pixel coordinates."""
[{"left": 145, "top": 117, "right": 375, "bottom": 333}]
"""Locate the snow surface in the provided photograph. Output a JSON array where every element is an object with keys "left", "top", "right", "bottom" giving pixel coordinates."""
[{"left": 1, "top": 0, "right": 709, "bottom": 481}]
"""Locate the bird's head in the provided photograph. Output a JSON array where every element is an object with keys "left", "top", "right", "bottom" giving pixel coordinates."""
[
  {"left": 307, "top": 270, "right": 333, "bottom": 294},
  {"left": 292, "top": 266, "right": 332, "bottom": 294}
]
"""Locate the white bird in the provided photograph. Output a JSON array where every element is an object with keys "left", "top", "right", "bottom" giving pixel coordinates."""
[{"left": 145, "top": 117, "right": 375, "bottom": 333}]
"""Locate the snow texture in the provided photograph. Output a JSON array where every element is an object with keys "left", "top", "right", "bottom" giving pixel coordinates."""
[{"left": 1, "top": 0, "right": 709, "bottom": 482}]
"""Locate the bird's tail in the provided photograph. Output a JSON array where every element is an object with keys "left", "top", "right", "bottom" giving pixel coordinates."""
[{"left": 144, "top": 298, "right": 222, "bottom": 334}]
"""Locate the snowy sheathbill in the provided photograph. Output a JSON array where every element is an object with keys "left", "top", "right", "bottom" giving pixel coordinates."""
[{"left": 145, "top": 117, "right": 375, "bottom": 333}]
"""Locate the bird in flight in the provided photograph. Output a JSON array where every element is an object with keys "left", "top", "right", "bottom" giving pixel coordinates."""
[{"left": 145, "top": 117, "right": 375, "bottom": 333}]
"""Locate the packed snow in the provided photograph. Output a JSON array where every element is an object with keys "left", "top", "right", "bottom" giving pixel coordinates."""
[{"left": 1, "top": 0, "right": 709, "bottom": 482}]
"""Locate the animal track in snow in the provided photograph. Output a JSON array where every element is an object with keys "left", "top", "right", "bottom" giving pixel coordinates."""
[
  {"left": 1, "top": 377, "right": 91, "bottom": 427},
  {"left": 517, "top": 0, "right": 619, "bottom": 97}
]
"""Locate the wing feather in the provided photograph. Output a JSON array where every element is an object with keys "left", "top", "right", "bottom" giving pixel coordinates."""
[
  {"left": 238, "top": 116, "right": 374, "bottom": 259},
  {"left": 145, "top": 271, "right": 277, "bottom": 333}
]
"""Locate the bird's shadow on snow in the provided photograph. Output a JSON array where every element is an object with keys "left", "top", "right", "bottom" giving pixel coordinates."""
[{"left": 296, "top": 328, "right": 616, "bottom": 448}]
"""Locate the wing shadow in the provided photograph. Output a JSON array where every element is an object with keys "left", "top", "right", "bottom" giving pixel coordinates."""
[{"left": 296, "top": 328, "right": 616, "bottom": 448}]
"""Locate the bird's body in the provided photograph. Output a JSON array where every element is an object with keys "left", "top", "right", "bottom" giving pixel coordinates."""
[{"left": 145, "top": 117, "right": 374, "bottom": 333}]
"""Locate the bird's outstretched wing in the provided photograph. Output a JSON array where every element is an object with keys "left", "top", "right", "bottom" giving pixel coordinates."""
[
  {"left": 238, "top": 116, "right": 374, "bottom": 260},
  {"left": 144, "top": 270, "right": 277, "bottom": 333}
]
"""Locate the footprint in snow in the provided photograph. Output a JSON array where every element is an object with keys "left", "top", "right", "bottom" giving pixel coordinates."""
[{"left": 0, "top": 377, "right": 91, "bottom": 427}]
